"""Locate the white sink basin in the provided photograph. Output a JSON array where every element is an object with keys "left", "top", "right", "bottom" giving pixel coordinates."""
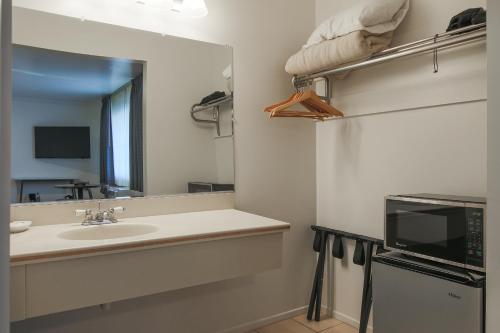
[{"left": 58, "top": 224, "right": 159, "bottom": 241}]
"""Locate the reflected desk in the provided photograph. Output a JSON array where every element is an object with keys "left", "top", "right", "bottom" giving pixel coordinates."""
[
  {"left": 13, "top": 178, "right": 77, "bottom": 203},
  {"left": 54, "top": 183, "right": 100, "bottom": 200}
]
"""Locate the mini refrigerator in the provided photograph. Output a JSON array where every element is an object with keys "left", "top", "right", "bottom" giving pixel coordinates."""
[{"left": 372, "top": 252, "right": 485, "bottom": 333}]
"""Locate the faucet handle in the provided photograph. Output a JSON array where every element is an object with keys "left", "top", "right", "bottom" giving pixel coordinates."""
[
  {"left": 75, "top": 209, "right": 94, "bottom": 225},
  {"left": 111, "top": 207, "right": 125, "bottom": 214},
  {"left": 104, "top": 207, "right": 125, "bottom": 223},
  {"left": 75, "top": 209, "right": 92, "bottom": 217}
]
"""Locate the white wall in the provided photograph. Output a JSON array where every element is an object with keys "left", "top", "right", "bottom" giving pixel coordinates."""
[
  {"left": 10, "top": 97, "right": 101, "bottom": 202},
  {"left": 215, "top": 136, "right": 234, "bottom": 184},
  {"left": 10, "top": 2, "right": 316, "bottom": 333},
  {"left": 315, "top": 0, "right": 486, "bottom": 328},
  {"left": 487, "top": 1, "right": 499, "bottom": 332},
  {"left": 0, "top": 0, "right": 12, "bottom": 332}
]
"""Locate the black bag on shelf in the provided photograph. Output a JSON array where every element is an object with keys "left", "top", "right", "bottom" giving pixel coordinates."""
[
  {"left": 446, "top": 7, "right": 486, "bottom": 32},
  {"left": 200, "top": 91, "right": 226, "bottom": 105}
]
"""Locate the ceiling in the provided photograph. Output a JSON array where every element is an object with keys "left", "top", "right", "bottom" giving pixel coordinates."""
[{"left": 13, "top": 45, "right": 144, "bottom": 101}]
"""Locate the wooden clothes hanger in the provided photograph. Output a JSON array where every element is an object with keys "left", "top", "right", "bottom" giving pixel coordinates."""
[
  {"left": 265, "top": 91, "right": 323, "bottom": 119},
  {"left": 264, "top": 89, "right": 343, "bottom": 120}
]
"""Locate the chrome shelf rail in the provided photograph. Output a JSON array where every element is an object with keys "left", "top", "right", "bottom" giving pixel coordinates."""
[
  {"left": 293, "top": 23, "right": 486, "bottom": 88},
  {"left": 190, "top": 94, "right": 233, "bottom": 136}
]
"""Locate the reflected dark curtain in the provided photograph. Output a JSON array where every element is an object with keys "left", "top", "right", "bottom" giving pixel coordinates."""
[
  {"left": 129, "top": 74, "right": 144, "bottom": 193},
  {"left": 100, "top": 95, "right": 115, "bottom": 188}
]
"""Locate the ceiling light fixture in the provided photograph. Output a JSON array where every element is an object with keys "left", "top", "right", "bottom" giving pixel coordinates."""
[
  {"left": 134, "top": 0, "right": 208, "bottom": 18},
  {"left": 171, "top": 0, "right": 208, "bottom": 18},
  {"left": 136, "top": 0, "right": 168, "bottom": 7}
]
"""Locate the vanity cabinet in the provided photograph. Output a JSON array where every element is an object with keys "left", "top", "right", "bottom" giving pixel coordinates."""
[
  {"left": 15, "top": 232, "right": 283, "bottom": 318},
  {"left": 10, "top": 265, "right": 26, "bottom": 322}
]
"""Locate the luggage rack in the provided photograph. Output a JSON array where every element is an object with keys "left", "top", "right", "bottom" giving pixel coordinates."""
[
  {"left": 309, "top": 225, "right": 384, "bottom": 333},
  {"left": 293, "top": 23, "right": 486, "bottom": 97},
  {"left": 190, "top": 94, "right": 233, "bottom": 136}
]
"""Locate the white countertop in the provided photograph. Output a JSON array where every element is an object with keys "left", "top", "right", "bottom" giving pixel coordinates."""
[{"left": 10, "top": 209, "right": 290, "bottom": 265}]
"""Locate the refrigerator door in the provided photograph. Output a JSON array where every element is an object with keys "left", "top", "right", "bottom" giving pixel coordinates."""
[{"left": 373, "top": 259, "right": 483, "bottom": 333}]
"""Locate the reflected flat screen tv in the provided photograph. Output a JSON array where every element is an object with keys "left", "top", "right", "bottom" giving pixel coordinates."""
[{"left": 34, "top": 126, "right": 91, "bottom": 159}]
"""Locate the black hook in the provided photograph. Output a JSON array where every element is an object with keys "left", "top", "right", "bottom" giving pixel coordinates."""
[
  {"left": 353, "top": 240, "right": 366, "bottom": 266},
  {"left": 332, "top": 235, "right": 344, "bottom": 259},
  {"left": 313, "top": 230, "right": 322, "bottom": 252}
]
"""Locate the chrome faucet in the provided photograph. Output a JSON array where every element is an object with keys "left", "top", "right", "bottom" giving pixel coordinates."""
[{"left": 75, "top": 202, "right": 125, "bottom": 226}]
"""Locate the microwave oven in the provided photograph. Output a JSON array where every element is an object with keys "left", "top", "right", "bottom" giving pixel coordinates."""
[{"left": 385, "top": 194, "right": 486, "bottom": 272}]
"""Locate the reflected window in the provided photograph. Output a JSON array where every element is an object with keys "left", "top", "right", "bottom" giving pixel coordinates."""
[{"left": 110, "top": 83, "right": 132, "bottom": 188}]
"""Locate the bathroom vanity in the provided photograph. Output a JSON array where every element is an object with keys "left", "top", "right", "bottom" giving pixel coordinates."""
[{"left": 10, "top": 209, "right": 289, "bottom": 321}]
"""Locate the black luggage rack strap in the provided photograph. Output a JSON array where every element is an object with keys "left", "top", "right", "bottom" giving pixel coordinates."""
[{"left": 308, "top": 225, "right": 384, "bottom": 333}]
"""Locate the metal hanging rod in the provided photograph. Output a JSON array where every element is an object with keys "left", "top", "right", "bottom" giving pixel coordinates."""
[
  {"left": 293, "top": 23, "right": 486, "bottom": 88},
  {"left": 374, "top": 22, "right": 486, "bottom": 57},
  {"left": 190, "top": 94, "right": 233, "bottom": 136}
]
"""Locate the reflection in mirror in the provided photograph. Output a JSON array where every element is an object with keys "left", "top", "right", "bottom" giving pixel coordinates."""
[{"left": 11, "top": 38, "right": 234, "bottom": 204}]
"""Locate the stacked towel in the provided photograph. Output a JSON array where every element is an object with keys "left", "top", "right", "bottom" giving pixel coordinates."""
[
  {"left": 286, "top": 30, "right": 393, "bottom": 76},
  {"left": 305, "top": 0, "right": 409, "bottom": 48},
  {"left": 286, "top": 0, "right": 409, "bottom": 76}
]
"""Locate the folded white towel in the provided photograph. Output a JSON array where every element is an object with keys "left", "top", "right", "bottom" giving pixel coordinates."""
[
  {"left": 287, "top": 31, "right": 393, "bottom": 76},
  {"left": 305, "top": 0, "right": 409, "bottom": 48}
]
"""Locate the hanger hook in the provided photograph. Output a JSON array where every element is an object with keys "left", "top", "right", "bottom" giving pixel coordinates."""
[
  {"left": 292, "top": 76, "right": 300, "bottom": 92},
  {"left": 293, "top": 76, "right": 310, "bottom": 93},
  {"left": 433, "top": 34, "right": 439, "bottom": 74}
]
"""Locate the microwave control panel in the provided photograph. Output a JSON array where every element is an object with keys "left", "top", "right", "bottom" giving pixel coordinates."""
[{"left": 466, "top": 208, "right": 484, "bottom": 268}]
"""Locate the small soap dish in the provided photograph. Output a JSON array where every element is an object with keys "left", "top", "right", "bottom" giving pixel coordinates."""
[{"left": 10, "top": 221, "right": 32, "bottom": 234}]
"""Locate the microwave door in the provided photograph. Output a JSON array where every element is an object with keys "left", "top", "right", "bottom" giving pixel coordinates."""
[{"left": 386, "top": 200, "right": 467, "bottom": 266}]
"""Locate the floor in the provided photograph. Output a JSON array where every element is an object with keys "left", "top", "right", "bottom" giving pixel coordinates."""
[{"left": 250, "top": 313, "right": 357, "bottom": 333}]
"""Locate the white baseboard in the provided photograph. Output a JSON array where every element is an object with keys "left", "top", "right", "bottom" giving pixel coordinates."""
[
  {"left": 331, "top": 310, "right": 373, "bottom": 333},
  {"left": 219, "top": 306, "right": 308, "bottom": 333},
  {"left": 219, "top": 305, "right": 373, "bottom": 333}
]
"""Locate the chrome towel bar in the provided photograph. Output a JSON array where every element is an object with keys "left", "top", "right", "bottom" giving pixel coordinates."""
[{"left": 190, "top": 94, "right": 233, "bottom": 136}]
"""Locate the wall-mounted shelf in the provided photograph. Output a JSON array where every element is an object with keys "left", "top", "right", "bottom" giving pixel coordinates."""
[
  {"left": 191, "top": 94, "right": 233, "bottom": 136},
  {"left": 293, "top": 23, "right": 486, "bottom": 89}
]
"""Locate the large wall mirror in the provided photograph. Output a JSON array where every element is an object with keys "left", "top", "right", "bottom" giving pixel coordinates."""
[{"left": 10, "top": 25, "right": 234, "bottom": 204}]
